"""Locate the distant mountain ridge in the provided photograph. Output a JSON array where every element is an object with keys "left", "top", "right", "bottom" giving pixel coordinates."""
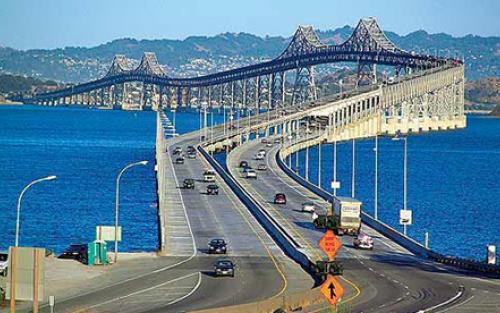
[{"left": 0, "top": 25, "right": 498, "bottom": 83}]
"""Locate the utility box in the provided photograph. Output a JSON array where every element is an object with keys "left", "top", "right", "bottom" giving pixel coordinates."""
[{"left": 87, "top": 240, "right": 107, "bottom": 266}]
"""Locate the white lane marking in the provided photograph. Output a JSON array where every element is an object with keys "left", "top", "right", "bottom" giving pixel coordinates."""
[
  {"left": 433, "top": 295, "right": 475, "bottom": 313},
  {"left": 416, "top": 287, "right": 465, "bottom": 313},
  {"left": 68, "top": 141, "right": 200, "bottom": 310},
  {"left": 163, "top": 272, "right": 203, "bottom": 307},
  {"left": 167, "top": 141, "right": 198, "bottom": 256},
  {"left": 86, "top": 272, "right": 201, "bottom": 309}
]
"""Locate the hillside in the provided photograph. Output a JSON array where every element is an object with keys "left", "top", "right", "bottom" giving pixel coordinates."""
[
  {"left": 0, "top": 26, "right": 498, "bottom": 83},
  {"left": 465, "top": 77, "right": 500, "bottom": 105}
]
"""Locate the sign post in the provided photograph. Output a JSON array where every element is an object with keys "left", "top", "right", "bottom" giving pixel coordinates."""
[
  {"left": 318, "top": 230, "right": 342, "bottom": 261},
  {"left": 7, "top": 247, "right": 45, "bottom": 313},
  {"left": 318, "top": 229, "right": 344, "bottom": 307},
  {"left": 320, "top": 274, "right": 345, "bottom": 306}
]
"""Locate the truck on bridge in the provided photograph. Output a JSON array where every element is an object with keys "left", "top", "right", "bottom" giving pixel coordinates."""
[{"left": 313, "top": 197, "right": 362, "bottom": 236}]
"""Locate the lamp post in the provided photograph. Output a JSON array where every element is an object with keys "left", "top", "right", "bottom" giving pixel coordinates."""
[
  {"left": 393, "top": 133, "right": 409, "bottom": 235},
  {"left": 374, "top": 133, "right": 379, "bottom": 220},
  {"left": 16, "top": 175, "right": 57, "bottom": 247},
  {"left": 352, "top": 138, "right": 356, "bottom": 198},
  {"left": 114, "top": 161, "right": 148, "bottom": 263}
]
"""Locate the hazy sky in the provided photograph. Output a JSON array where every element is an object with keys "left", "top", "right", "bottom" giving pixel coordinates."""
[{"left": 1, "top": 0, "right": 499, "bottom": 50}]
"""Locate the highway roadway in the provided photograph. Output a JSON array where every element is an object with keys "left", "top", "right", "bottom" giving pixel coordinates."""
[
  {"left": 10, "top": 130, "right": 314, "bottom": 313},
  {"left": 227, "top": 137, "right": 500, "bottom": 313}
]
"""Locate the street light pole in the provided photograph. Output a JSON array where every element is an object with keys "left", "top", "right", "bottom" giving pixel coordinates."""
[
  {"left": 374, "top": 134, "right": 379, "bottom": 220},
  {"left": 15, "top": 175, "right": 57, "bottom": 247},
  {"left": 318, "top": 124, "right": 322, "bottom": 188},
  {"left": 403, "top": 136, "right": 408, "bottom": 236},
  {"left": 352, "top": 138, "right": 356, "bottom": 198},
  {"left": 114, "top": 160, "right": 148, "bottom": 263}
]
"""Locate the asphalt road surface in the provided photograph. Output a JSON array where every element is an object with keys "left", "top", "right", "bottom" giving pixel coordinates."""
[{"left": 227, "top": 138, "right": 500, "bottom": 313}]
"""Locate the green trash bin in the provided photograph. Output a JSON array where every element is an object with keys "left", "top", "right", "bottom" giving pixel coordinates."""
[{"left": 87, "top": 240, "right": 108, "bottom": 266}]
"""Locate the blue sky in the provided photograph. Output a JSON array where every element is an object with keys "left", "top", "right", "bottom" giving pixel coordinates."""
[{"left": 1, "top": 0, "right": 499, "bottom": 50}]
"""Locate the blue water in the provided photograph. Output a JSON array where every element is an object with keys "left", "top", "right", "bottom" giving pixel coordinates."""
[
  {"left": 290, "top": 115, "right": 500, "bottom": 260},
  {"left": 0, "top": 105, "right": 159, "bottom": 253},
  {"left": 0, "top": 106, "right": 227, "bottom": 254},
  {"left": 1, "top": 105, "right": 498, "bottom": 261}
]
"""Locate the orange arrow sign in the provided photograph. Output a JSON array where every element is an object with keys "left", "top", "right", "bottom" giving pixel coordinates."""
[
  {"left": 320, "top": 274, "right": 345, "bottom": 305},
  {"left": 318, "top": 229, "right": 342, "bottom": 261}
]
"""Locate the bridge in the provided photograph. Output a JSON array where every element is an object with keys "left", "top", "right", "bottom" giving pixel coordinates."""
[
  {"left": 13, "top": 17, "right": 500, "bottom": 313},
  {"left": 24, "top": 17, "right": 459, "bottom": 111}
]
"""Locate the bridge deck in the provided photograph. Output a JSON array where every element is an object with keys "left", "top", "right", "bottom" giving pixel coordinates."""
[{"left": 226, "top": 137, "right": 496, "bottom": 312}]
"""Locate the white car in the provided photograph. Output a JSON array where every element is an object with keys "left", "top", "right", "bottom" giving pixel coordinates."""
[
  {"left": 353, "top": 233, "right": 374, "bottom": 250},
  {"left": 266, "top": 142, "right": 273, "bottom": 147},
  {"left": 245, "top": 169, "right": 257, "bottom": 179},
  {"left": 255, "top": 153, "right": 265, "bottom": 160},
  {"left": 301, "top": 202, "right": 315, "bottom": 213},
  {"left": 0, "top": 252, "right": 8, "bottom": 276},
  {"left": 203, "top": 170, "right": 216, "bottom": 182}
]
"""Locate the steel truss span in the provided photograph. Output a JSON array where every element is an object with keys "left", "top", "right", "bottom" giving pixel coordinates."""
[{"left": 26, "top": 17, "right": 462, "bottom": 107}]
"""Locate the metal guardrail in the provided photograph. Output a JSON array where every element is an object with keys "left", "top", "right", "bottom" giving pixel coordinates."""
[{"left": 276, "top": 147, "right": 500, "bottom": 277}]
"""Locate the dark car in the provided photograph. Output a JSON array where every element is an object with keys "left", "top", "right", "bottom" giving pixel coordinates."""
[
  {"left": 207, "top": 184, "right": 219, "bottom": 195},
  {"left": 214, "top": 259, "right": 235, "bottom": 277},
  {"left": 274, "top": 193, "right": 287, "bottom": 205},
  {"left": 208, "top": 238, "right": 227, "bottom": 254},
  {"left": 187, "top": 145, "right": 196, "bottom": 153},
  {"left": 239, "top": 160, "right": 249, "bottom": 168},
  {"left": 183, "top": 178, "right": 195, "bottom": 189},
  {"left": 173, "top": 147, "right": 182, "bottom": 155},
  {"left": 175, "top": 157, "right": 185, "bottom": 164},
  {"left": 58, "top": 244, "right": 88, "bottom": 263}
]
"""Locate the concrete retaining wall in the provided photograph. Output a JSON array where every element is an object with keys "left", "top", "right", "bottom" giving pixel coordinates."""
[{"left": 191, "top": 286, "right": 325, "bottom": 313}]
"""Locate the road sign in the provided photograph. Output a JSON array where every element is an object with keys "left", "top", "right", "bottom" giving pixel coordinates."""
[
  {"left": 320, "top": 274, "right": 344, "bottom": 305},
  {"left": 399, "top": 209, "right": 412, "bottom": 225},
  {"left": 318, "top": 229, "right": 342, "bottom": 261},
  {"left": 487, "top": 245, "right": 496, "bottom": 265},
  {"left": 96, "top": 226, "right": 122, "bottom": 241},
  {"left": 330, "top": 181, "right": 340, "bottom": 190},
  {"left": 6, "top": 247, "right": 45, "bottom": 301}
]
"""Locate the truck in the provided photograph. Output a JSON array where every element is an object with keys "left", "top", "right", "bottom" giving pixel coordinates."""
[{"left": 313, "top": 196, "right": 362, "bottom": 236}]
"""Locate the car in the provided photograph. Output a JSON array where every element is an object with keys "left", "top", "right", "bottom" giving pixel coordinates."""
[
  {"left": 58, "top": 244, "right": 88, "bottom": 263},
  {"left": 208, "top": 238, "right": 227, "bottom": 254},
  {"left": 207, "top": 184, "right": 219, "bottom": 195},
  {"left": 261, "top": 138, "right": 268, "bottom": 144},
  {"left": 274, "top": 193, "right": 287, "bottom": 205},
  {"left": 274, "top": 138, "right": 282, "bottom": 144},
  {"left": 183, "top": 178, "right": 195, "bottom": 189},
  {"left": 257, "top": 164, "right": 267, "bottom": 171},
  {"left": 239, "top": 160, "right": 249, "bottom": 168},
  {"left": 245, "top": 169, "right": 257, "bottom": 179},
  {"left": 255, "top": 153, "right": 265, "bottom": 160},
  {"left": 175, "top": 157, "right": 185, "bottom": 164},
  {"left": 353, "top": 233, "right": 374, "bottom": 250},
  {"left": 187, "top": 145, "right": 195, "bottom": 153},
  {"left": 187, "top": 152, "right": 197, "bottom": 159},
  {"left": 173, "top": 147, "right": 182, "bottom": 155},
  {"left": 266, "top": 142, "right": 273, "bottom": 147},
  {"left": 214, "top": 259, "right": 235, "bottom": 277},
  {"left": 301, "top": 202, "right": 315, "bottom": 213},
  {"left": 258, "top": 149, "right": 267, "bottom": 156},
  {"left": 203, "top": 170, "right": 216, "bottom": 182},
  {"left": 0, "top": 252, "right": 8, "bottom": 276}
]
